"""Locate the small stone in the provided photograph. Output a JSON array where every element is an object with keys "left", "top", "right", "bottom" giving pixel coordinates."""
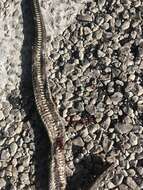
[
  {"left": 96, "top": 112, "right": 103, "bottom": 123},
  {"left": 10, "top": 142, "right": 18, "bottom": 157},
  {"left": 83, "top": 27, "right": 92, "bottom": 35},
  {"left": 23, "top": 156, "right": 31, "bottom": 167},
  {"left": 102, "top": 117, "right": 111, "bottom": 129},
  {"left": 114, "top": 174, "right": 124, "bottom": 186},
  {"left": 137, "top": 167, "right": 143, "bottom": 176},
  {"left": 72, "top": 137, "right": 84, "bottom": 147},
  {"left": 63, "top": 64, "right": 74, "bottom": 75},
  {"left": 98, "top": 0, "right": 106, "bottom": 10},
  {"left": 138, "top": 85, "right": 143, "bottom": 96},
  {"left": 88, "top": 124, "right": 99, "bottom": 134},
  {"left": 108, "top": 181, "right": 116, "bottom": 189},
  {"left": 18, "top": 165, "right": 24, "bottom": 173},
  {"left": 126, "top": 177, "right": 139, "bottom": 190},
  {"left": 0, "top": 170, "right": 5, "bottom": 178},
  {"left": 0, "top": 111, "right": 4, "bottom": 120},
  {"left": 111, "top": 92, "right": 123, "bottom": 105},
  {"left": 103, "top": 137, "right": 114, "bottom": 153},
  {"left": 128, "top": 169, "right": 136, "bottom": 177},
  {"left": 12, "top": 158, "right": 17, "bottom": 167},
  {"left": 80, "top": 128, "right": 88, "bottom": 138},
  {"left": 115, "top": 123, "right": 133, "bottom": 134},
  {"left": 84, "top": 135, "right": 92, "bottom": 143},
  {"left": 77, "top": 14, "right": 93, "bottom": 22},
  {"left": 128, "top": 74, "right": 135, "bottom": 81},
  {"left": 93, "top": 29, "right": 103, "bottom": 40},
  {"left": 20, "top": 173, "right": 30, "bottom": 185},
  {"left": 86, "top": 141, "right": 94, "bottom": 151},
  {"left": 75, "top": 124, "right": 83, "bottom": 131},
  {"left": 119, "top": 184, "right": 129, "bottom": 190},
  {"left": 1, "top": 149, "right": 10, "bottom": 160},
  {"left": 0, "top": 178, "right": 6, "bottom": 188},
  {"left": 122, "top": 21, "right": 130, "bottom": 30},
  {"left": 129, "top": 133, "right": 138, "bottom": 146}
]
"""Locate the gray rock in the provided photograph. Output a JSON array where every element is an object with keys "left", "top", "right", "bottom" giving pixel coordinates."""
[
  {"left": 18, "top": 165, "right": 24, "bottom": 173},
  {"left": 80, "top": 128, "right": 88, "bottom": 138},
  {"left": 88, "top": 124, "right": 99, "bottom": 134},
  {"left": 103, "top": 137, "right": 114, "bottom": 153},
  {"left": 0, "top": 178, "right": 6, "bottom": 188},
  {"left": 95, "top": 112, "right": 103, "bottom": 123},
  {"left": 77, "top": 14, "right": 93, "bottom": 22},
  {"left": 107, "top": 181, "right": 116, "bottom": 189},
  {"left": 63, "top": 64, "right": 74, "bottom": 75},
  {"left": 115, "top": 122, "right": 133, "bottom": 134},
  {"left": 98, "top": 0, "right": 106, "bottom": 10},
  {"left": 1, "top": 149, "right": 10, "bottom": 160},
  {"left": 111, "top": 92, "right": 123, "bottom": 105},
  {"left": 83, "top": 135, "right": 92, "bottom": 143},
  {"left": 83, "top": 27, "right": 92, "bottom": 35},
  {"left": 128, "top": 169, "right": 136, "bottom": 177},
  {"left": 10, "top": 142, "right": 18, "bottom": 157},
  {"left": 0, "top": 111, "right": 4, "bottom": 120},
  {"left": 75, "top": 123, "right": 83, "bottom": 131},
  {"left": 122, "top": 21, "right": 130, "bottom": 30},
  {"left": 129, "top": 133, "right": 138, "bottom": 146},
  {"left": 86, "top": 141, "right": 94, "bottom": 151},
  {"left": 119, "top": 184, "right": 129, "bottom": 190},
  {"left": 126, "top": 177, "right": 139, "bottom": 190},
  {"left": 102, "top": 117, "right": 111, "bottom": 129},
  {"left": 93, "top": 29, "right": 103, "bottom": 40},
  {"left": 137, "top": 167, "right": 143, "bottom": 176},
  {"left": 113, "top": 174, "right": 124, "bottom": 186},
  {"left": 23, "top": 156, "right": 31, "bottom": 167},
  {"left": 72, "top": 137, "right": 85, "bottom": 147},
  {"left": 20, "top": 173, "right": 30, "bottom": 185}
]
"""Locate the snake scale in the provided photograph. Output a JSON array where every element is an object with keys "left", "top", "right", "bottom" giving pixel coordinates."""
[{"left": 31, "top": 0, "right": 66, "bottom": 189}]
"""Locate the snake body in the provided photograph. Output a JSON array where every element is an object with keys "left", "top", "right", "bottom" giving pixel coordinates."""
[{"left": 31, "top": 0, "right": 66, "bottom": 189}]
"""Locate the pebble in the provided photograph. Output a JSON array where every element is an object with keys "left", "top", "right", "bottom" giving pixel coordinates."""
[
  {"left": 77, "top": 14, "right": 93, "bottom": 22},
  {"left": 119, "top": 184, "right": 129, "bottom": 190},
  {"left": 128, "top": 169, "right": 136, "bottom": 177},
  {"left": 102, "top": 117, "right": 111, "bottom": 129},
  {"left": 122, "top": 21, "right": 130, "bottom": 30},
  {"left": 111, "top": 92, "right": 123, "bottom": 105},
  {"left": 126, "top": 177, "right": 139, "bottom": 190},
  {"left": 80, "top": 128, "right": 88, "bottom": 138},
  {"left": 0, "top": 178, "right": 6, "bottom": 188},
  {"left": 137, "top": 167, "right": 143, "bottom": 176},
  {"left": 98, "top": 0, "right": 106, "bottom": 10},
  {"left": 114, "top": 174, "right": 124, "bottom": 186},
  {"left": 86, "top": 141, "right": 94, "bottom": 151},
  {"left": 1, "top": 149, "right": 10, "bottom": 160},
  {"left": 0, "top": 111, "right": 4, "bottom": 120},
  {"left": 95, "top": 112, "right": 103, "bottom": 123},
  {"left": 115, "top": 118, "right": 134, "bottom": 134},
  {"left": 72, "top": 137, "right": 85, "bottom": 147},
  {"left": 108, "top": 181, "right": 116, "bottom": 189},
  {"left": 10, "top": 142, "right": 18, "bottom": 157},
  {"left": 129, "top": 133, "right": 138, "bottom": 146}
]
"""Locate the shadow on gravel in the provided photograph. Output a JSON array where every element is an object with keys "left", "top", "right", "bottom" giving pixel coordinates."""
[
  {"left": 20, "top": 0, "right": 51, "bottom": 189},
  {"left": 67, "top": 154, "right": 110, "bottom": 190}
]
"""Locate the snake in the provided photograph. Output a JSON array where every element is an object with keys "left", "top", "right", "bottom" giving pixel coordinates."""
[
  {"left": 31, "top": 0, "right": 67, "bottom": 189},
  {"left": 31, "top": 0, "right": 116, "bottom": 189}
]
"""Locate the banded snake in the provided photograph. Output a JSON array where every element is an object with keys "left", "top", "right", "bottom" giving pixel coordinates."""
[
  {"left": 31, "top": 0, "right": 115, "bottom": 189},
  {"left": 31, "top": 0, "right": 66, "bottom": 189}
]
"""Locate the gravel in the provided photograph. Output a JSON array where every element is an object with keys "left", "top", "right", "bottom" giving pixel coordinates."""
[{"left": 0, "top": 0, "right": 143, "bottom": 189}]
